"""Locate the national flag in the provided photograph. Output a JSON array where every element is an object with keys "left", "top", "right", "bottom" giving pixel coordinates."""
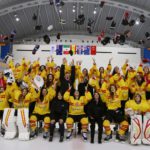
[
  {"left": 63, "top": 45, "right": 70, "bottom": 55},
  {"left": 50, "top": 45, "right": 56, "bottom": 55},
  {"left": 76, "top": 45, "right": 84, "bottom": 55},
  {"left": 70, "top": 45, "right": 76, "bottom": 54},
  {"left": 84, "top": 46, "right": 90, "bottom": 55},
  {"left": 91, "top": 46, "right": 96, "bottom": 55},
  {"left": 56, "top": 45, "right": 63, "bottom": 55}
]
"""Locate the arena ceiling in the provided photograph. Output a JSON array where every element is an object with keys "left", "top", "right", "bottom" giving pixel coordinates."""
[{"left": 0, "top": 0, "right": 150, "bottom": 47}]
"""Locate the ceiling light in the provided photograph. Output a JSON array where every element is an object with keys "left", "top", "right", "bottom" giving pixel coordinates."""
[
  {"left": 81, "top": 6, "right": 83, "bottom": 9},
  {"left": 72, "top": 9, "right": 76, "bottom": 13},
  {"left": 93, "top": 10, "right": 97, "bottom": 14},
  {"left": 135, "top": 19, "right": 140, "bottom": 25},
  {"left": 59, "top": 9, "right": 62, "bottom": 13},
  {"left": 73, "top": 5, "right": 76, "bottom": 8},
  {"left": 15, "top": 17, "right": 20, "bottom": 22}
]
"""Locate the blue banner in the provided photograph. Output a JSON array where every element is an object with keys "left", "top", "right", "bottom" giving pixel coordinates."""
[
  {"left": 0, "top": 45, "right": 10, "bottom": 59},
  {"left": 144, "top": 48, "right": 150, "bottom": 60}
]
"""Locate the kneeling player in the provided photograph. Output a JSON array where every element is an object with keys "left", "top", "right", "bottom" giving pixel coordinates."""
[
  {"left": 64, "top": 86, "right": 92, "bottom": 141},
  {"left": 49, "top": 92, "right": 68, "bottom": 142},
  {"left": 3, "top": 87, "right": 32, "bottom": 140},
  {"left": 125, "top": 93, "right": 150, "bottom": 145},
  {"left": 0, "top": 86, "right": 9, "bottom": 136},
  {"left": 102, "top": 84, "right": 129, "bottom": 141}
]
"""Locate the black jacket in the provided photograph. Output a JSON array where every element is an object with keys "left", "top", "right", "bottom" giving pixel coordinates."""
[
  {"left": 50, "top": 98, "right": 68, "bottom": 116},
  {"left": 60, "top": 65, "right": 75, "bottom": 95},
  {"left": 87, "top": 99, "right": 107, "bottom": 118}
]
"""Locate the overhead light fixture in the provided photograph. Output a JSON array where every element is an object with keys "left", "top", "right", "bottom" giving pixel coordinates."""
[
  {"left": 59, "top": 9, "right": 62, "bottom": 13},
  {"left": 93, "top": 10, "right": 97, "bottom": 14},
  {"left": 14, "top": 14, "right": 20, "bottom": 22},
  {"left": 73, "top": 5, "right": 76, "bottom": 8},
  {"left": 15, "top": 17, "right": 20, "bottom": 22},
  {"left": 72, "top": 9, "right": 76, "bottom": 13},
  {"left": 81, "top": 6, "right": 83, "bottom": 9},
  {"left": 135, "top": 18, "right": 140, "bottom": 25}
]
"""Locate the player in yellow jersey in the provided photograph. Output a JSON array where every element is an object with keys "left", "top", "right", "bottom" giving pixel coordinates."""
[
  {"left": 64, "top": 85, "right": 92, "bottom": 141},
  {"left": 30, "top": 86, "right": 56, "bottom": 139},
  {"left": 0, "top": 86, "right": 10, "bottom": 135},
  {"left": 102, "top": 84, "right": 129, "bottom": 141}
]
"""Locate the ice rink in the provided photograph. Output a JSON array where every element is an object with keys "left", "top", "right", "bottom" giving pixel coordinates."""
[{"left": 0, "top": 132, "right": 149, "bottom": 150}]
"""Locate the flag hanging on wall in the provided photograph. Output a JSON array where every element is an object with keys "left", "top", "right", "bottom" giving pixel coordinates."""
[
  {"left": 70, "top": 45, "right": 76, "bottom": 54},
  {"left": 91, "top": 46, "right": 96, "bottom": 55},
  {"left": 84, "top": 46, "right": 90, "bottom": 55},
  {"left": 63, "top": 45, "right": 70, "bottom": 55},
  {"left": 56, "top": 45, "right": 63, "bottom": 55},
  {"left": 76, "top": 45, "right": 84, "bottom": 55},
  {"left": 50, "top": 45, "right": 56, "bottom": 55},
  {"left": 55, "top": 44, "right": 97, "bottom": 55}
]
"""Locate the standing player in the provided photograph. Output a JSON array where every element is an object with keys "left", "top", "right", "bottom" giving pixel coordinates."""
[{"left": 49, "top": 92, "right": 68, "bottom": 142}]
